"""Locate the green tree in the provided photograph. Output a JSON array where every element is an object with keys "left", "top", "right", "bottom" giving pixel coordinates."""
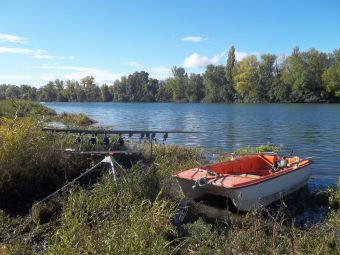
[
  {"left": 126, "top": 71, "right": 149, "bottom": 101},
  {"left": 112, "top": 77, "right": 128, "bottom": 102},
  {"left": 322, "top": 49, "right": 340, "bottom": 100},
  {"left": 0, "top": 85, "right": 9, "bottom": 100},
  {"left": 167, "top": 66, "right": 188, "bottom": 102},
  {"left": 281, "top": 47, "right": 328, "bottom": 102},
  {"left": 203, "top": 65, "right": 227, "bottom": 102},
  {"left": 186, "top": 73, "right": 204, "bottom": 102},
  {"left": 257, "top": 54, "right": 277, "bottom": 102},
  {"left": 143, "top": 78, "right": 158, "bottom": 102},
  {"left": 225, "top": 46, "right": 237, "bottom": 101},
  {"left": 234, "top": 56, "right": 260, "bottom": 102},
  {"left": 64, "top": 80, "right": 78, "bottom": 102},
  {"left": 100, "top": 84, "right": 113, "bottom": 102},
  {"left": 81, "top": 76, "right": 100, "bottom": 102},
  {"left": 38, "top": 81, "right": 57, "bottom": 101},
  {"left": 53, "top": 79, "right": 67, "bottom": 102},
  {"left": 5, "top": 85, "right": 21, "bottom": 99},
  {"left": 19, "top": 85, "right": 37, "bottom": 100},
  {"left": 156, "top": 81, "right": 172, "bottom": 102}
]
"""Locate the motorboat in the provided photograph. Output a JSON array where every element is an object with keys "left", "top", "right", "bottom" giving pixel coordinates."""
[{"left": 173, "top": 154, "right": 313, "bottom": 211}]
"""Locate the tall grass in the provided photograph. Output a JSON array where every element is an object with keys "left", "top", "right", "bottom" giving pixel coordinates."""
[
  {"left": 56, "top": 112, "right": 96, "bottom": 126},
  {"left": 45, "top": 174, "right": 178, "bottom": 255},
  {"left": 0, "top": 107, "right": 339, "bottom": 254},
  {"left": 0, "top": 117, "right": 89, "bottom": 213},
  {"left": 0, "top": 99, "right": 56, "bottom": 118}
]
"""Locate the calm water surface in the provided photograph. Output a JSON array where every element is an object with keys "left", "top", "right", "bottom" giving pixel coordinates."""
[{"left": 45, "top": 102, "right": 340, "bottom": 183}]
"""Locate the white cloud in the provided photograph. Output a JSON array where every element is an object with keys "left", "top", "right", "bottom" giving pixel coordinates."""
[
  {"left": 181, "top": 36, "right": 206, "bottom": 43},
  {"left": 0, "top": 46, "right": 75, "bottom": 61},
  {"left": 65, "top": 69, "right": 125, "bottom": 84},
  {"left": 0, "top": 33, "right": 26, "bottom": 44},
  {"left": 33, "top": 65, "right": 124, "bottom": 84},
  {"left": 34, "top": 54, "right": 75, "bottom": 60},
  {"left": 148, "top": 66, "right": 172, "bottom": 80},
  {"left": 0, "top": 75, "right": 34, "bottom": 80},
  {"left": 33, "top": 49, "right": 75, "bottom": 60},
  {"left": 34, "top": 54, "right": 55, "bottom": 59},
  {"left": 124, "top": 61, "right": 142, "bottom": 67},
  {"left": 0, "top": 47, "right": 33, "bottom": 54},
  {"left": 33, "top": 65, "right": 93, "bottom": 71},
  {"left": 235, "top": 50, "right": 260, "bottom": 61},
  {"left": 183, "top": 52, "right": 225, "bottom": 68}
]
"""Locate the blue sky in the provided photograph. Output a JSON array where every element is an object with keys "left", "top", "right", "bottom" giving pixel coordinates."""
[{"left": 0, "top": 0, "right": 339, "bottom": 87}]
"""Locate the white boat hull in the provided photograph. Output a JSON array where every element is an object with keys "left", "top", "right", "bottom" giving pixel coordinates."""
[{"left": 176, "top": 164, "right": 312, "bottom": 211}]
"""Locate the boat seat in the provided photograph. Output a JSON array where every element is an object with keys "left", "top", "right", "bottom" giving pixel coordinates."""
[{"left": 239, "top": 174, "right": 261, "bottom": 179}]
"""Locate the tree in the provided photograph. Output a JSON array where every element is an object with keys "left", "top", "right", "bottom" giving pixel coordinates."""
[
  {"left": 203, "top": 65, "right": 227, "bottom": 102},
  {"left": 64, "top": 80, "right": 78, "bottom": 102},
  {"left": 167, "top": 66, "right": 188, "bottom": 102},
  {"left": 5, "top": 85, "right": 21, "bottom": 99},
  {"left": 281, "top": 47, "right": 328, "bottom": 102},
  {"left": 143, "top": 78, "right": 158, "bottom": 102},
  {"left": 257, "top": 54, "right": 277, "bottom": 102},
  {"left": 19, "top": 85, "right": 37, "bottom": 100},
  {"left": 156, "top": 81, "right": 172, "bottom": 102},
  {"left": 0, "top": 85, "right": 9, "bottom": 100},
  {"left": 38, "top": 81, "right": 57, "bottom": 101},
  {"left": 225, "top": 46, "right": 237, "bottom": 101},
  {"left": 234, "top": 56, "right": 260, "bottom": 102},
  {"left": 322, "top": 49, "right": 340, "bottom": 100},
  {"left": 100, "top": 84, "right": 113, "bottom": 102},
  {"left": 53, "top": 79, "right": 67, "bottom": 102},
  {"left": 81, "top": 76, "right": 100, "bottom": 102},
  {"left": 126, "top": 71, "right": 149, "bottom": 101},
  {"left": 186, "top": 74, "right": 204, "bottom": 102},
  {"left": 112, "top": 77, "right": 128, "bottom": 102}
]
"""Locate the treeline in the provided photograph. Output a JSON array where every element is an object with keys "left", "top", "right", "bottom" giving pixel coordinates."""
[{"left": 1, "top": 47, "right": 340, "bottom": 103}]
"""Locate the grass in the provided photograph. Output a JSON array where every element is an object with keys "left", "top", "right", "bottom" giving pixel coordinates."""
[
  {"left": 0, "top": 99, "right": 95, "bottom": 126},
  {"left": 0, "top": 101, "right": 339, "bottom": 254},
  {"left": 217, "top": 143, "right": 282, "bottom": 162},
  {"left": 0, "top": 99, "right": 56, "bottom": 119},
  {"left": 55, "top": 112, "right": 96, "bottom": 126},
  {"left": 0, "top": 117, "right": 90, "bottom": 213},
  {"left": 1, "top": 141, "right": 339, "bottom": 254}
]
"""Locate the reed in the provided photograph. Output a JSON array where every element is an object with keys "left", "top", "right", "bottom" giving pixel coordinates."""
[
  {"left": 56, "top": 112, "right": 96, "bottom": 126},
  {"left": 0, "top": 99, "right": 56, "bottom": 118},
  {"left": 0, "top": 117, "right": 89, "bottom": 213}
]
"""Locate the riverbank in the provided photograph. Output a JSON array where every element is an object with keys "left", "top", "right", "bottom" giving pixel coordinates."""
[{"left": 0, "top": 100, "right": 339, "bottom": 254}]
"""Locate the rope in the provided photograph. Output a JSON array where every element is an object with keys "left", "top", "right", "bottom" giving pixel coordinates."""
[{"left": 35, "top": 158, "right": 106, "bottom": 205}]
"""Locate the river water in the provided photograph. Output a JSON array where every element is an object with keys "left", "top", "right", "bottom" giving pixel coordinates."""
[{"left": 45, "top": 102, "right": 340, "bottom": 186}]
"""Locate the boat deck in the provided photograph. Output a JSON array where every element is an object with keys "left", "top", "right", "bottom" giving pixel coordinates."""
[
  {"left": 174, "top": 155, "right": 312, "bottom": 188},
  {"left": 176, "top": 168, "right": 265, "bottom": 188}
]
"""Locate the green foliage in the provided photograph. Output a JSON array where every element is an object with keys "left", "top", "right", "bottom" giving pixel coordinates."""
[
  {"left": 322, "top": 50, "right": 340, "bottom": 99},
  {"left": 327, "top": 184, "right": 340, "bottom": 208},
  {"left": 186, "top": 73, "right": 204, "bottom": 102},
  {"left": 0, "top": 137, "right": 340, "bottom": 254},
  {"left": 203, "top": 65, "right": 228, "bottom": 102},
  {"left": 225, "top": 45, "right": 237, "bottom": 100},
  {"left": 45, "top": 171, "right": 177, "bottom": 255},
  {"left": 0, "top": 118, "right": 89, "bottom": 213},
  {"left": 56, "top": 112, "right": 96, "bottom": 126},
  {"left": 2, "top": 46, "right": 340, "bottom": 103},
  {"left": 0, "top": 99, "right": 56, "bottom": 118},
  {"left": 281, "top": 47, "right": 330, "bottom": 102},
  {"left": 183, "top": 218, "right": 220, "bottom": 254},
  {"left": 235, "top": 144, "right": 282, "bottom": 154},
  {"left": 234, "top": 55, "right": 260, "bottom": 102}
]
